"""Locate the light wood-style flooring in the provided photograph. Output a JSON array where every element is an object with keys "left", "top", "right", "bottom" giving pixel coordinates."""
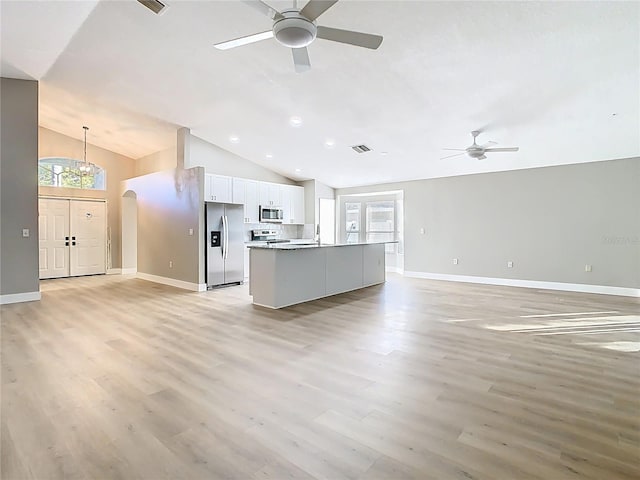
[{"left": 2, "top": 274, "right": 639, "bottom": 479}]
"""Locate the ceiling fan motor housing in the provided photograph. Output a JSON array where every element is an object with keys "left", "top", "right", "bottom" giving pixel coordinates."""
[
  {"left": 467, "top": 147, "right": 484, "bottom": 158},
  {"left": 273, "top": 10, "right": 317, "bottom": 48}
]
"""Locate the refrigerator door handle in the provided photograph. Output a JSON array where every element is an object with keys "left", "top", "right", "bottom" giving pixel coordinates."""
[{"left": 223, "top": 215, "right": 229, "bottom": 260}]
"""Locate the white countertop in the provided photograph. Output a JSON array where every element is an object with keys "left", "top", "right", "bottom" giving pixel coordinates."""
[
  {"left": 244, "top": 238, "right": 316, "bottom": 246},
  {"left": 247, "top": 240, "right": 397, "bottom": 250}
]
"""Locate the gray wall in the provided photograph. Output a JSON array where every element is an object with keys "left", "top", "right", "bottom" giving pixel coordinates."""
[
  {"left": 188, "top": 133, "right": 295, "bottom": 184},
  {"left": 123, "top": 167, "right": 203, "bottom": 285},
  {"left": 135, "top": 145, "right": 176, "bottom": 177},
  {"left": 38, "top": 126, "right": 136, "bottom": 269},
  {"left": 0, "top": 78, "right": 40, "bottom": 297},
  {"left": 336, "top": 158, "right": 640, "bottom": 289},
  {"left": 302, "top": 179, "right": 336, "bottom": 230}
]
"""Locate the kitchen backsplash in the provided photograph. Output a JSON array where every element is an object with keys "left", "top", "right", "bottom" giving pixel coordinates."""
[{"left": 243, "top": 223, "right": 312, "bottom": 241}]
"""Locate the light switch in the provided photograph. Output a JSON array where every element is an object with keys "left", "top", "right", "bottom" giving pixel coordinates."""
[
  {"left": 22, "top": 228, "right": 29, "bottom": 238},
  {"left": 453, "top": 258, "right": 458, "bottom": 265},
  {"left": 507, "top": 261, "right": 513, "bottom": 268},
  {"left": 585, "top": 264, "right": 592, "bottom": 272},
  {"left": 420, "top": 228, "right": 425, "bottom": 234},
  {"left": 188, "top": 228, "right": 194, "bottom": 236}
]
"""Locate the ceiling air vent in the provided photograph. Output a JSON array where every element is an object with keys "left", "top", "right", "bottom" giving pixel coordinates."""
[
  {"left": 137, "top": 0, "right": 169, "bottom": 15},
  {"left": 351, "top": 144, "right": 372, "bottom": 153}
]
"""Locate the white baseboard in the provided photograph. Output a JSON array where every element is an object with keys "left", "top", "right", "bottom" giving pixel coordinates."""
[
  {"left": 0, "top": 291, "right": 42, "bottom": 305},
  {"left": 136, "top": 272, "right": 206, "bottom": 292},
  {"left": 404, "top": 271, "right": 640, "bottom": 298},
  {"left": 121, "top": 268, "right": 137, "bottom": 275},
  {"left": 106, "top": 268, "right": 121, "bottom": 275},
  {"left": 386, "top": 266, "right": 404, "bottom": 274}
]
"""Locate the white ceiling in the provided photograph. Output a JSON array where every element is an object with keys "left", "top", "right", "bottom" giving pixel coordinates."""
[{"left": 1, "top": 0, "right": 638, "bottom": 188}]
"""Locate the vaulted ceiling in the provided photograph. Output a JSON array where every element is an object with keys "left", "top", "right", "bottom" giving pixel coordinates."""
[{"left": 2, "top": 1, "right": 638, "bottom": 188}]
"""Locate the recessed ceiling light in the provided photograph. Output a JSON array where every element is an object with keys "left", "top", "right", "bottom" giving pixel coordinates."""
[
  {"left": 229, "top": 135, "right": 239, "bottom": 144},
  {"left": 289, "top": 116, "right": 303, "bottom": 127},
  {"left": 324, "top": 139, "right": 335, "bottom": 148},
  {"left": 266, "top": 153, "right": 273, "bottom": 159}
]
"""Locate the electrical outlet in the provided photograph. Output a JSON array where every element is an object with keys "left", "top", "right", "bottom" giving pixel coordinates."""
[
  {"left": 507, "top": 261, "right": 513, "bottom": 268},
  {"left": 169, "top": 261, "right": 173, "bottom": 268},
  {"left": 585, "top": 264, "right": 592, "bottom": 272},
  {"left": 22, "top": 228, "right": 29, "bottom": 237},
  {"left": 453, "top": 258, "right": 458, "bottom": 265}
]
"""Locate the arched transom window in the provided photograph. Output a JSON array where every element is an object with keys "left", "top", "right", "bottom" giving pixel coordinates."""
[{"left": 38, "top": 157, "right": 106, "bottom": 190}]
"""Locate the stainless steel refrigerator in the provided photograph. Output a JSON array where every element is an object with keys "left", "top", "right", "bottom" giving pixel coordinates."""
[{"left": 206, "top": 203, "right": 244, "bottom": 288}]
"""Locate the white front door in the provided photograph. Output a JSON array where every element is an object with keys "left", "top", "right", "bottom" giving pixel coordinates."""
[
  {"left": 39, "top": 198, "right": 70, "bottom": 279},
  {"left": 38, "top": 198, "right": 107, "bottom": 279},
  {"left": 70, "top": 200, "right": 106, "bottom": 276}
]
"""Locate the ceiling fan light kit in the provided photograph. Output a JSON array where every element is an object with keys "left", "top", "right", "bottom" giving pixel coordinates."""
[
  {"left": 214, "top": 0, "right": 383, "bottom": 72},
  {"left": 273, "top": 11, "right": 317, "bottom": 48}
]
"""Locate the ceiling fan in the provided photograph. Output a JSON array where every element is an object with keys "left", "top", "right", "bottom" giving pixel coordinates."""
[
  {"left": 213, "top": 0, "right": 383, "bottom": 73},
  {"left": 441, "top": 131, "right": 520, "bottom": 160}
]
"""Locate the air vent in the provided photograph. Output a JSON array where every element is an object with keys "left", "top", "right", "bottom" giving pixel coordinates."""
[
  {"left": 351, "top": 144, "right": 371, "bottom": 153},
  {"left": 137, "top": 0, "right": 168, "bottom": 15}
]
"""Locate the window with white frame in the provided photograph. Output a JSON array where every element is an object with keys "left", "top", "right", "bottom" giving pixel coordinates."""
[
  {"left": 345, "top": 202, "right": 361, "bottom": 243},
  {"left": 366, "top": 200, "right": 396, "bottom": 252},
  {"left": 38, "top": 157, "right": 106, "bottom": 190}
]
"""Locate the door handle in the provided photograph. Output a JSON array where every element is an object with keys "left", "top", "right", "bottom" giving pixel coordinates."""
[{"left": 222, "top": 215, "right": 229, "bottom": 260}]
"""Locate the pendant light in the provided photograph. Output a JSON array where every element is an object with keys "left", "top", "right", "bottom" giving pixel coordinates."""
[{"left": 79, "top": 126, "right": 93, "bottom": 175}]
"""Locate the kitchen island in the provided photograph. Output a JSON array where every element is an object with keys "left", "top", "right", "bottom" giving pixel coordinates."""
[{"left": 248, "top": 242, "right": 391, "bottom": 309}]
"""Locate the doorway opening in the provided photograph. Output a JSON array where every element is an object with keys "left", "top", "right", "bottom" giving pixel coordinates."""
[{"left": 336, "top": 190, "right": 404, "bottom": 273}]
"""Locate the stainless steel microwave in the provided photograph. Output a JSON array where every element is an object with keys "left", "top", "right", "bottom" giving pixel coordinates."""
[{"left": 259, "top": 205, "right": 284, "bottom": 223}]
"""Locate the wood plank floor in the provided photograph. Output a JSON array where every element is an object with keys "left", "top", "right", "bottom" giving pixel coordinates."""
[{"left": 1, "top": 274, "right": 639, "bottom": 479}]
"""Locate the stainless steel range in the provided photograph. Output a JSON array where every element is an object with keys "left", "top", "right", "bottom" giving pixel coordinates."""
[{"left": 251, "top": 229, "right": 290, "bottom": 243}]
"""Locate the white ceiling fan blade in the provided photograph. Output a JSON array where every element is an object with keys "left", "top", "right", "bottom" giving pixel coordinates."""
[
  {"left": 442, "top": 148, "right": 466, "bottom": 151},
  {"left": 480, "top": 141, "right": 497, "bottom": 149},
  {"left": 214, "top": 31, "right": 274, "bottom": 50},
  {"left": 477, "top": 154, "right": 487, "bottom": 160},
  {"left": 241, "top": 0, "right": 283, "bottom": 20},
  {"left": 440, "top": 152, "right": 467, "bottom": 160},
  {"left": 316, "top": 26, "right": 383, "bottom": 49},
  {"left": 484, "top": 147, "right": 520, "bottom": 152},
  {"left": 300, "top": 0, "right": 339, "bottom": 21},
  {"left": 292, "top": 47, "right": 311, "bottom": 73}
]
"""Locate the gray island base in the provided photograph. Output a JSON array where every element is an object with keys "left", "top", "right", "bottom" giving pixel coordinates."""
[{"left": 248, "top": 242, "right": 389, "bottom": 309}]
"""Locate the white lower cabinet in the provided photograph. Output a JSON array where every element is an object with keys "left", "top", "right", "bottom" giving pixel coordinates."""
[{"left": 244, "top": 246, "right": 250, "bottom": 280}]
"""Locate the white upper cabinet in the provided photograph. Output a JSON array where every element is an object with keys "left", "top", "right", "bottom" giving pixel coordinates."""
[
  {"left": 233, "top": 178, "right": 259, "bottom": 223},
  {"left": 232, "top": 177, "right": 245, "bottom": 205},
  {"left": 291, "top": 185, "right": 305, "bottom": 225},
  {"left": 206, "top": 175, "right": 303, "bottom": 224},
  {"left": 204, "top": 174, "right": 232, "bottom": 203},
  {"left": 259, "top": 182, "right": 282, "bottom": 207},
  {"left": 281, "top": 185, "right": 305, "bottom": 225}
]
